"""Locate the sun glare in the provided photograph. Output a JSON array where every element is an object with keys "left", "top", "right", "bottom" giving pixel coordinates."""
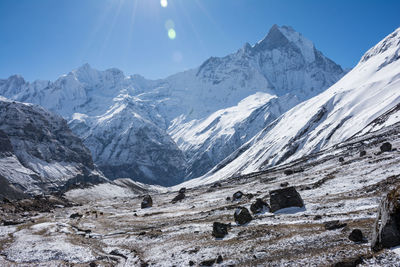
[
  {"left": 160, "top": 0, "right": 168, "bottom": 8},
  {"left": 168, "top": 28, "right": 176, "bottom": 39}
]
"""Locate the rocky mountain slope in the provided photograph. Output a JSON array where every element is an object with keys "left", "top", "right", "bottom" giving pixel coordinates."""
[
  {"left": 187, "top": 27, "right": 400, "bottom": 187},
  {"left": 1, "top": 120, "right": 400, "bottom": 266},
  {"left": 0, "top": 25, "right": 345, "bottom": 185},
  {"left": 0, "top": 96, "right": 106, "bottom": 198}
]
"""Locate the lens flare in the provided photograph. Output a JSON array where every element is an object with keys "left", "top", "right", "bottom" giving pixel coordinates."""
[
  {"left": 165, "top": 19, "right": 175, "bottom": 30},
  {"left": 160, "top": 0, "right": 168, "bottom": 8},
  {"left": 168, "top": 28, "right": 176, "bottom": 39}
]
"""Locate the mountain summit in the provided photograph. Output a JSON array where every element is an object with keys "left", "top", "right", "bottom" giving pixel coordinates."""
[{"left": 0, "top": 25, "right": 345, "bottom": 185}]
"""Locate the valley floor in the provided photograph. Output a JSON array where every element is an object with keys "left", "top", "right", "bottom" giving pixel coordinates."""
[{"left": 1, "top": 124, "right": 400, "bottom": 266}]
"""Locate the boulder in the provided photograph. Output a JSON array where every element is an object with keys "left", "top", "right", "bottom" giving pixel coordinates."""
[
  {"left": 212, "top": 222, "right": 229, "bottom": 238},
  {"left": 141, "top": 195, "right": 153, "bottom": 209},
  {"left": 232, "top": 191, "right": 244, "bottom": 200},
  {"left": 280, "top": 182, "right": 289, "bottom": 187},
  {"left": 371, "top": 185, "right": 400, "bottom": 251},
  {"left": 359, "top": 150, "right": 367, "bottom": 157},
  {"left": 269, "top": 187, "right": 304, "bottom": 212},
  {"left": 380, "top": 142, "right": 392, "bottom": 152},
  {"left": 349, "top": 229, "right": 364, "bottom": 242},
  {"left": 171, "top": 193, "right": 185, "bottom": 203},
  {"left": 324, "top": 220, "right": 347, "bottom": 230},
  {"left": 284, "top": 169, "right": 294, "bottom": 175},
  {"left": 339, "top": 157, "right": 345, "bottom": 163},
  {"left": 179, "top": 187, "right": 186, "bottom": 194},
  {"left": 211, "top": 182, "right": 222, "bottom": 188},
  {"left": 234, "top": 207, "right": 252, "bottom": 225},
  {"left": 250, "top": 198, "right": 270, "bottom": 214},
  {"left": 70, "top": 213, "right": 83, "bottom": 219}
]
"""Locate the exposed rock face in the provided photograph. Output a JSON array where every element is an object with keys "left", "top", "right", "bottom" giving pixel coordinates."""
[
  {"left": 141, "top": 195, "right": 153, "bottom": 209},
  {"left": 234, "top": 207, "right": 252, "bottom": 225},
  {"left": 250, "top": 198, "right": 270, "bottom": 214},
  {"left": 371, "top": 185, "right": 400, "bottom": 251},
  {"left": 269, "top": 187, "right": 304, "bottom": 212},
  {"left": 0, "top": 97, "right": 106, "bottom": 196},
  {"left": 212, "top": 222, "right": 229, "bottom": 238}
]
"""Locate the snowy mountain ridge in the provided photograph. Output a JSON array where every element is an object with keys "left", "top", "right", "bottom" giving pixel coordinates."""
[
  {"left": 0, "top": 25, "right": 345, "bottom": 185},
  {"left": 182, "top": 27, "right": 400, "bottom": 187}
]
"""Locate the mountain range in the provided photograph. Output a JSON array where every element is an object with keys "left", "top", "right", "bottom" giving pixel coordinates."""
[{"left": 0, "top": 25, "right": 346, "bottom": 186}]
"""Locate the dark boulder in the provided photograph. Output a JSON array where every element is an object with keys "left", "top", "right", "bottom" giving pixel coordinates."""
[
  {"left": 250, "top": 198, "right": 270, "bottom": 214},
  {"left": 211, "top": 182, "right": 222, "bottom": 188},
  {"left": 269, "top": 186, "right": 304, "bottom": 212},
  {"left": 232, "top": 191, "right": 244, "bottom": 200},
  {"left": 349, "top": 229, "right": 364, "bottom": 242},
  {"left": 234, "top": 207, "right": 252, "bottom": 225},
  {"left": 280, "top": 182, "right": 289, "bottom": 187},
  {"left": 284, "top": 169, "right": 294, "bottom": 175},
  {"left": 141, "top": 195, "right": 153, "bottom": 209},
  {"left": 216, "top": 255, "right": 223, "bottom": 263},
  {"left": 359, "top": 150, "right": 367, "bottom": 157},
  {"left": 171, "top": 193, "right": 185, "bottom": 203},
  {"left": 212, "top": 222, "right": 229, "bottom": 238},
  {"left": 324, "top": 220, "right": 347, "bottom": 230},
  {"left": 339, "top": 157, "right": 345, "bottom": 163},
  {"left": 179, "top": 187, "right": 186, "bottom": 194},
  {"left": 200, "top": 259, "right": 215, "bottom": 266},
  {"left": 380, "top": 142, "right": 392, "bottom": 152},
  {"left": 70, "top": 213, "right": 83, "bottom": 219},
  {"left": 371, "top": 185, "right": 400, "bottom": 251}
]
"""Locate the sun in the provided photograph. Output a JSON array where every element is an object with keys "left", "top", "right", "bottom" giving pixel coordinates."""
[{"left": 160, "top": 0, "right": 168, "bottom": 8}]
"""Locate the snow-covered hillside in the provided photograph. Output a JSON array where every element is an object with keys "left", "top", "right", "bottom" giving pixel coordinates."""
[
  {"left": 0, "top": 25, "right": 345, "bottom": 185},
  {"left": 0, "top": 97, "right": 106, "bottom": 197},
  {"left": 187, "top": 27, "right": 400, "bottom": 186}
]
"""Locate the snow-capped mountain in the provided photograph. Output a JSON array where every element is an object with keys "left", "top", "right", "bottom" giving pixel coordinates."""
[
  {"left": 0, "top": 97, "right": 106, "bottom": 197},
  {"left": 0, "top": 25, "right": 345, "bottom": 185},
  {"left": 185, "top": 27, "right": 400, "bottom": 186}
]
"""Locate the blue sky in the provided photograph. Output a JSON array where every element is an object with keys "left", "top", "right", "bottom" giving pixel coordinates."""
[{"left": 0, "top": 0, "right": 399, "bottom": 81}]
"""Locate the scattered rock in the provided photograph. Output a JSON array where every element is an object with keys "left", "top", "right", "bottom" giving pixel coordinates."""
[
  {"left": 179, "top": 187, "right": 186, "bottom": 194},
  {"left": 216, "top": 255, "right": 223, "bottom": 263},
  {"left": 250, "top": 198, "right": 270, "bottom": 214},
  {"left": 280, "top": 182, "right": 289, "bottom": 187},
  {"left": 371, "top": 185, "right": 400, "bottom": 251},
  {"left": 232, "top": 191, "right": 244, "bottom": 200},
  {"left": 212, "top": 222, "right": 229, "bottom": 238},
  {"left": 380, "top": 142, "right": 392, "bottom": 152},
  {"left": 189, "top": 260, "right": 195, "bottom": 266},
  {"left": 331, "top": 256, "right": 363, "bottom": 267},
  {"left": 200, "top": 259, "right": 215, "bottom": 266},
  {"left": 284, "top": 169, "right": 294, "bottom": 175},
  {"left": 234, "top": 207, "right": 252, "bottom": 225},
  {"left": 70, "top": 213, "right": 83, "bottom": 219},
  {"left": 313, "top": 215, "right": 322, "bottom": 220},
  {"left": 324, "top": 220, "right": 347, "bottom": 230},
  {"left": 2, "top": 219, "right": 23, "bottom": 226},
  {"left": 246, "top": 193, "right": 254, "bottom": 199},
  {"left": 339, "top": 157, "right": 345, "bottom": 163},
  {"left": 226, "top": 197, "right": 231, "bottom": 201},
  {"left": 211, "top": 182, "right": 222, "bottom": 188},
  {"left": 269, "top": 186, "right": 304, "bottom": 212},
  {"left": 141, "top": 195, "right": 153, "bottom": 209},
  {"left": 349, "top": 229, "right": 364, "bottom": 242},
  {"left": 359, "top": 150, "right": 367, "bottom": 157},
  {"left": 171, "top": 193, "right": 185, "bottom": 203}
]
